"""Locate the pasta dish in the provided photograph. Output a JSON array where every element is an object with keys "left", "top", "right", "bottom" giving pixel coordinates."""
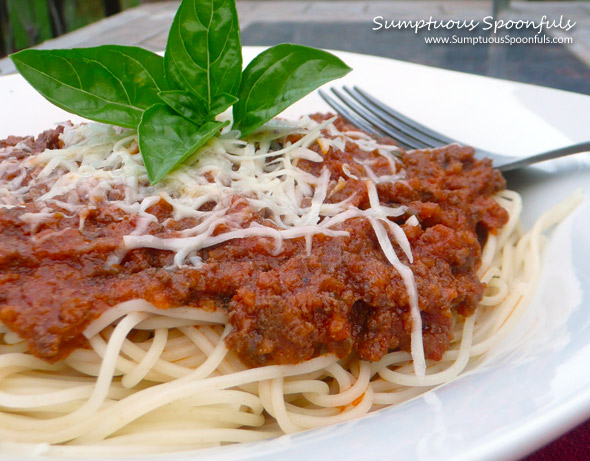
[{"left": 0, "top": 114, "right": 581, "bottom": 456}]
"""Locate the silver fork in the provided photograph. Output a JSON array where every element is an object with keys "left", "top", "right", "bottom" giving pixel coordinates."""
[{"left": 319, "top": 86, "right": 590, "bottom": 172}]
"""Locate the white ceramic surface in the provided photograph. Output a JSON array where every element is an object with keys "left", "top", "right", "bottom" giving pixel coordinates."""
[{"left": 1, "top": 48, "right": 589, "bottom": 461}]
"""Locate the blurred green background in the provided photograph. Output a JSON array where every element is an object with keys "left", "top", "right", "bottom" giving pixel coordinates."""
[
  {"left": 0, "top": 0, "right": 579, "bottom": 58},
  {"left": 0, "top": 0, "right": 144, "bottom": 57}
]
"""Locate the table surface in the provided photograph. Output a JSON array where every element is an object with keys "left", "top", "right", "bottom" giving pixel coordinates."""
[
  {"left": 0, "top": 1, "right": 588, "bottom": 459},
  {"left": 1, "top": 0, "right": 590, "bottom": 91}
]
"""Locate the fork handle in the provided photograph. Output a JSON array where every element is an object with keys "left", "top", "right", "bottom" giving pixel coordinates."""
[{"left": 496, "top": 141, "right": 590, "bottom": 172}]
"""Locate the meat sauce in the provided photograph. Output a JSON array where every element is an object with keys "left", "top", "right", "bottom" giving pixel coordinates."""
[{"left": 0, "top": 117, "right": 508, "bottom": 366}]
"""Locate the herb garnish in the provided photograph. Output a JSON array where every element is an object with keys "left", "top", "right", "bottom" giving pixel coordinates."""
[{"left": 10, "top": 0, "right": 351, "bottom": 184}]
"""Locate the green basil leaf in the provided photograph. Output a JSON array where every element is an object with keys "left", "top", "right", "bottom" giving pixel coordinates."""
[
  {"left": 139, "top": 104, "right": 227, "bottom": 184},
  {"left": 210, "top": 93, "right": 239, "bottom": 116},
  {"left": 10, "top": 46, "right": 166, "bottom": 128},
  {"left": 158, "top": 90, "right": 208, "bottom": 124},
  {"left": 158, "top": 90, "right": 238, "bottom": 125},
  {"left": 165, "top": 0, "right": 242, "bottom": 113},
  {"left": 233, "top": 44, "right": 351, "bottom": 136}
]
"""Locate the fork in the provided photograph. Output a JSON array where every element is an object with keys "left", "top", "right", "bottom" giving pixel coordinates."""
[{"left": 318, "top": 86, "right": 590, "bottom": 172}]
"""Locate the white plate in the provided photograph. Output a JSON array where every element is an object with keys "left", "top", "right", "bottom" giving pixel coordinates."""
[{"left": 1, "top": 48, "right": 590, "bottom": 461}]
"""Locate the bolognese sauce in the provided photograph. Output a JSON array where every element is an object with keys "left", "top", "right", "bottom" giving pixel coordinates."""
[{"left": 0, "top": 116, "right": 508, "bottom": 367}]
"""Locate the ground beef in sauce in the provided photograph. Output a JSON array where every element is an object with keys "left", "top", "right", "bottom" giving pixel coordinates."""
[{"left": 0, "top": 117, "right": 508, "bottom": 366}]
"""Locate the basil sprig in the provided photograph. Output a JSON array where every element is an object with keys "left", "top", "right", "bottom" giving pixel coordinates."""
[
  {"left": 165, "top": 0, "right": 242, "bottom": 120},
  {"left": 139, "top": 104, "right": 228, "bottom": 183},
  {"left": 234, "top": 44, "right": 354, "bottom": 136},
  {"left": 10, "top": 0, "right": 351, "bottom": 184},
  {"left": 10, "top": 45, "right": 167, "bottom": 129}
]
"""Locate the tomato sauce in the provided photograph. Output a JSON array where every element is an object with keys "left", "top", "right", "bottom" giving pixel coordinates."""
[{"left": 0, "top": 118, "right": 508, "bottom": 366}]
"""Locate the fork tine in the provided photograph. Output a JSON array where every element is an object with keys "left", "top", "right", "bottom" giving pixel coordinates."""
[
  {"left": 328, "top": 88, "right": 427, "bottom": 150},
  {"left": 318, "top": 90, "right": 384, "bottom": 138},
  {"left": 351, "top": 86, "right": 458, "bottom": 146}
]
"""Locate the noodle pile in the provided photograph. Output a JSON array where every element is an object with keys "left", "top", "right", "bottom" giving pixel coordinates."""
[{"left": 0, "top": 184, "right": 582, "bottom": 456}]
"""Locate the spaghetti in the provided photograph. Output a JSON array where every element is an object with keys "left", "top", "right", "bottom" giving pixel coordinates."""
[{"left": 0, "top": 115, "right": 582, "bottom": 456}]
